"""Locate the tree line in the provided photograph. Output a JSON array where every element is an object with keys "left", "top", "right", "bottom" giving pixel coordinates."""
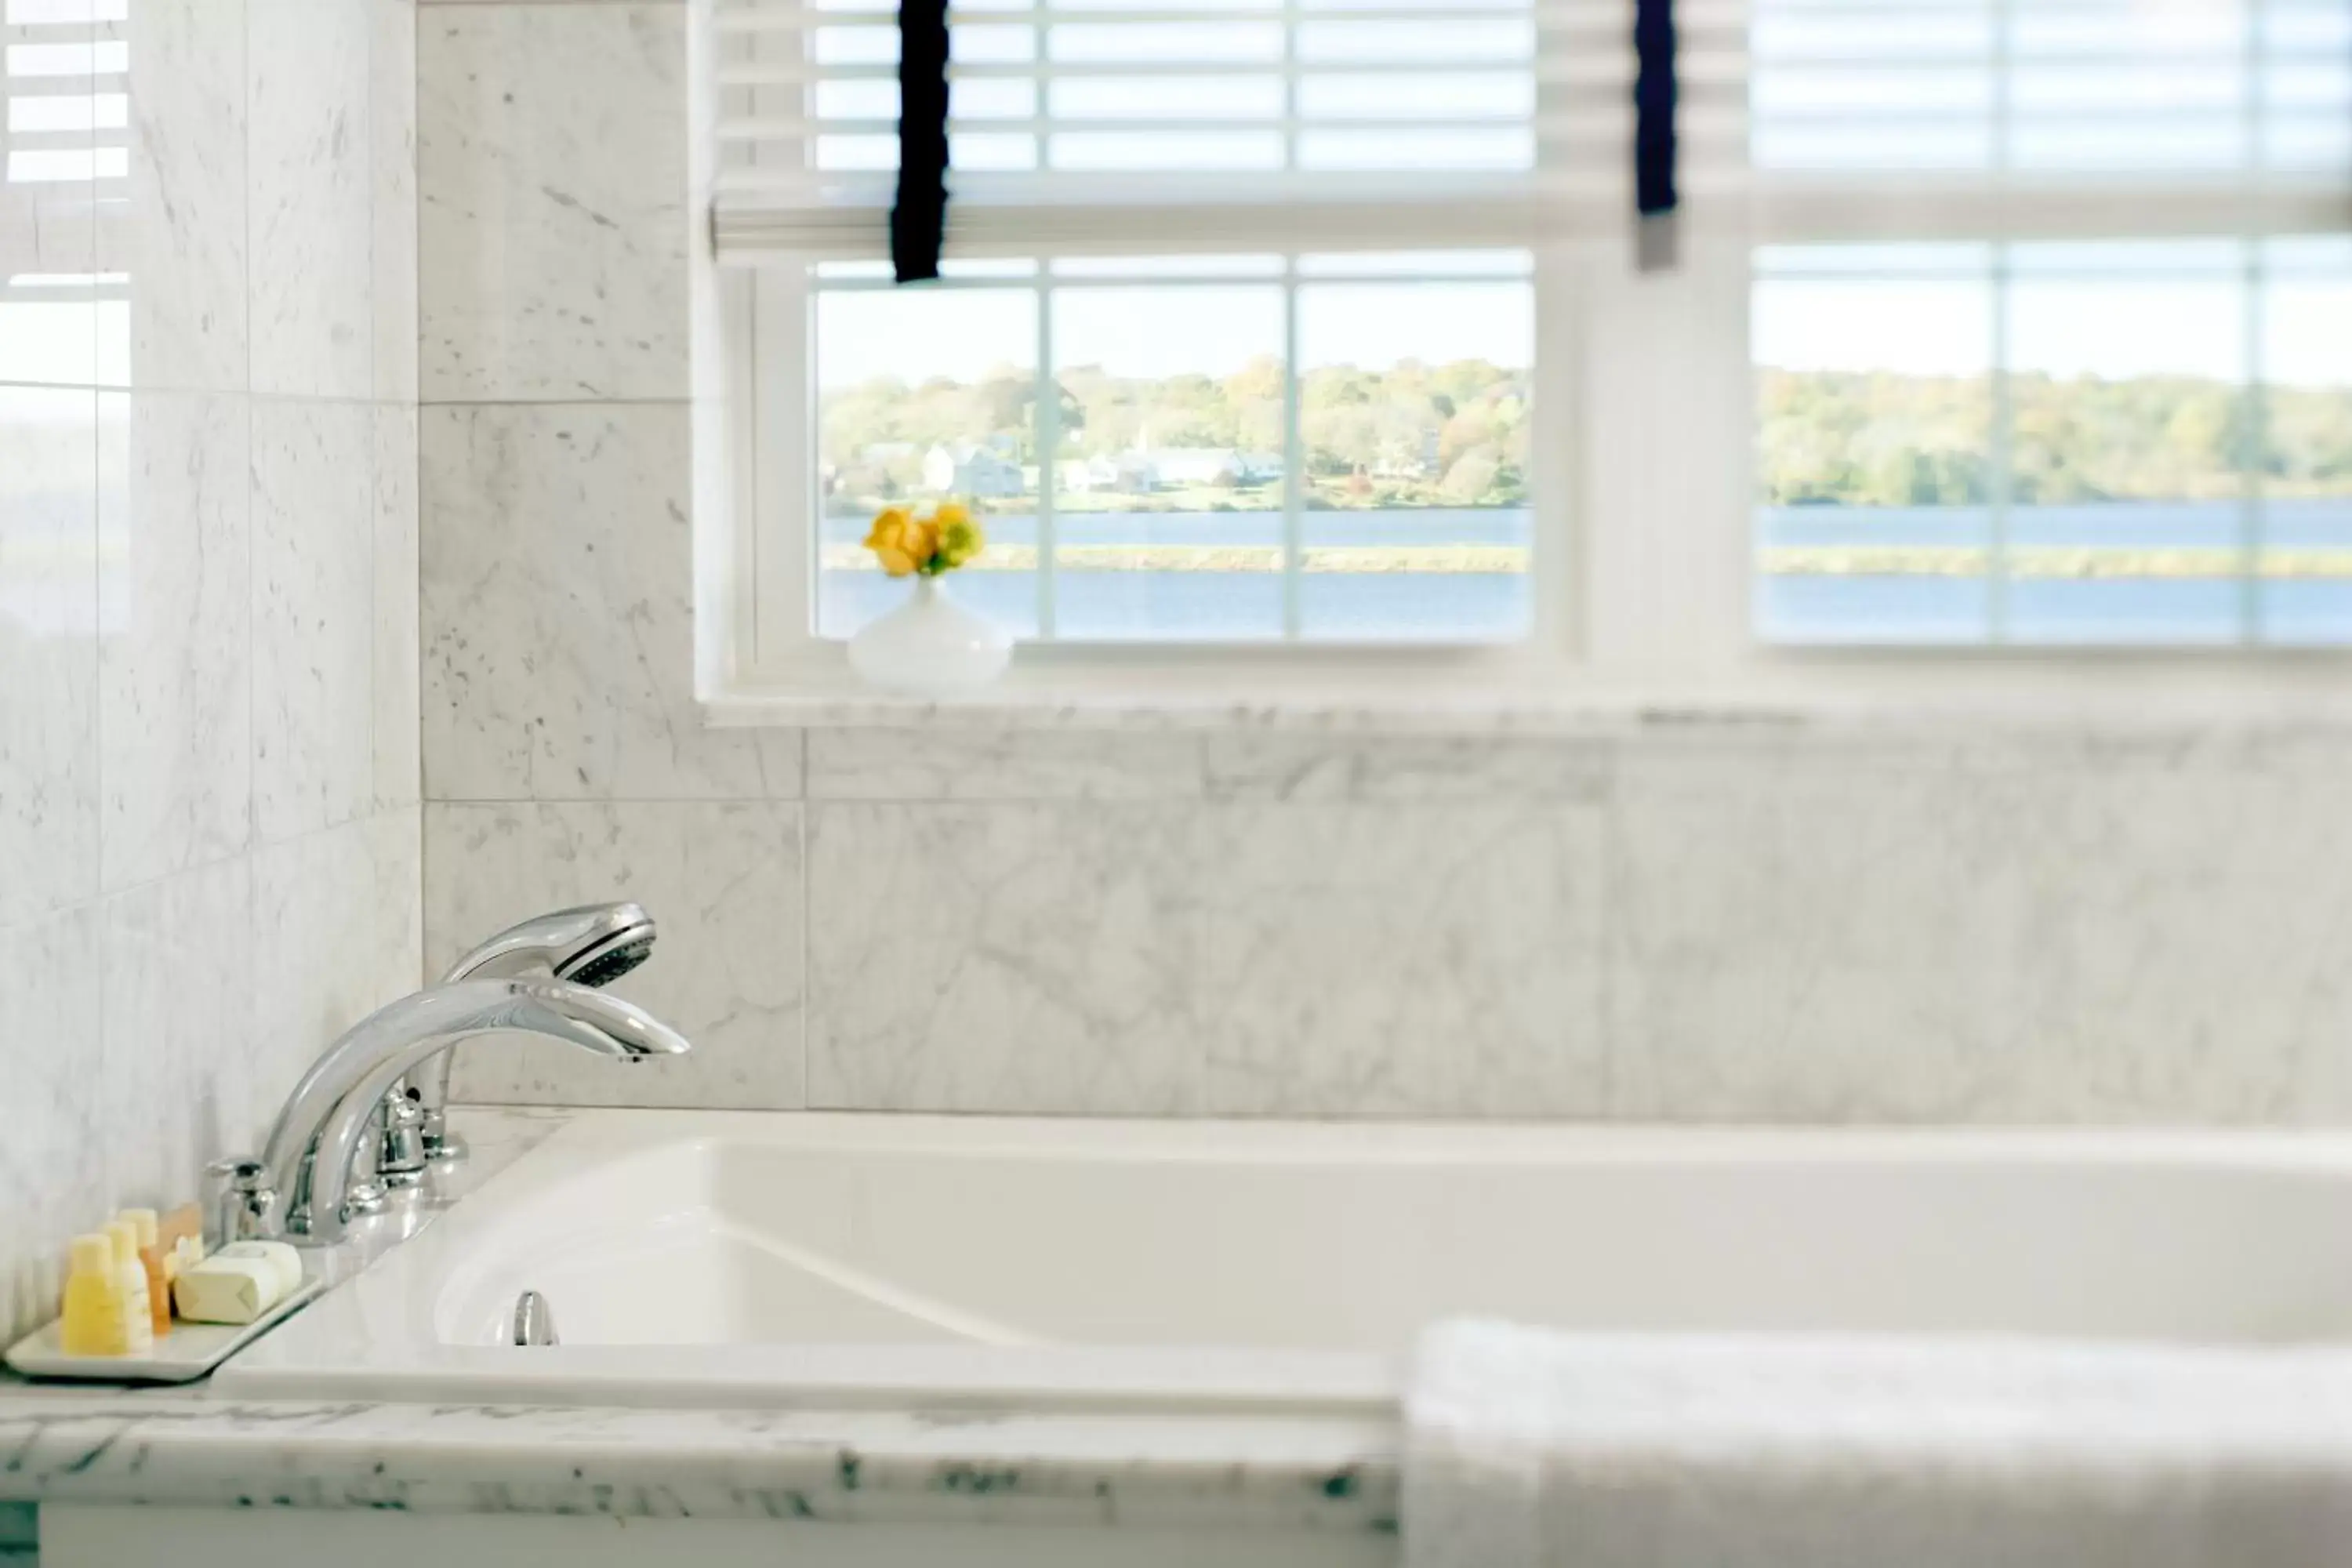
[
  {"left": 821, "top": 354, "right": 1533, "bottom": 509},
  {"left": 822, "top": 361, "right": 2352, "bottom": 514},
  {"left": 1759, "top": 368, "right": 2352, "bottom": 506}
]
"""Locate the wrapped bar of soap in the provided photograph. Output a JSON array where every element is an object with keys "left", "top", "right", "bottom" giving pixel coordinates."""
[
  {"left": 212, "top": 1240, "right": 303, "bottom": 1298},
  {"left": 173, "top": 1247, "right": 296, "bottom": 1326}
]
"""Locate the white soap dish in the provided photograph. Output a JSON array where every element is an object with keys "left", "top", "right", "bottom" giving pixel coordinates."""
[{"left": 3, "top": 1278, "right": 323, "bottom": 1385}]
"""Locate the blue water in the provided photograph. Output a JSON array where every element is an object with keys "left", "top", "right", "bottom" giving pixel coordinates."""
[
  {"left": 1758, "top": 499, "right": 2352, "bottom": 646},
  {"left": 819, "top": 509, "right": 1531, "bottom": 551},
  {"left": 817, "top": 501, "right": 2352, "bottom": 645},
  {"left": 820, "top": 506, "right": 1533, "bottom": 641}
]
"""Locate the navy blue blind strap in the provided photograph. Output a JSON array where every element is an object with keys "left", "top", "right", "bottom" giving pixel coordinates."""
[
  {"left": 1633, "top": 0, "right": 1679, "bottom": 270},
  {"left": 892, "top": 0, "right": 949, "bottom": 284}
]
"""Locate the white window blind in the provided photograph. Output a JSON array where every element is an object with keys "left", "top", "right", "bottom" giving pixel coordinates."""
[
  {"left": 707, "top": 0, "right": 1751, "bottom": 260},
  {"left": 2, "top": 0, "right": 123, "bottom": 187},
  {"left": 1750, "top": 0, "right": 2352, "bottom": 242},
  {"left": 2, "top": 0, "right": 127, "bottom": 361},
  {"left": 2, "top": 0, "right": 127, "bottom": 260},
  {"left": 708, "top": 0, "right": 2351, "bottom": 260}
]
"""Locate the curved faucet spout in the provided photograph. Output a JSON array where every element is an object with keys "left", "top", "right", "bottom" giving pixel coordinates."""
[
  {"left": 260, "top": 977, "right": 691, "bottom": 1243},
  {"left": 407, "top": 902, "right": 659, "bottom": 1164}
]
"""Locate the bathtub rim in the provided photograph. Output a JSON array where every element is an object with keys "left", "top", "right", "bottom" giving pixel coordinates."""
[{"left": 210, "top": 1106, "right": 2352, "bottom": 1414}]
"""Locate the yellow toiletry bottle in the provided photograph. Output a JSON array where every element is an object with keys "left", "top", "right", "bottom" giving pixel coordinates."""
[
  {"left": 121, "top": 1208, "right": 172, "bottom": 1338},
  {"left": 58, "top": 1234, "right": 129, "bottom": 1357},
  {"left": 104, "top": 1218, "right": 155, "bottom": 1356}
]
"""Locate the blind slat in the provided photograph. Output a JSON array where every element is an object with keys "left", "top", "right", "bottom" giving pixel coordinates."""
[
  {"left": 715, "top": 0, "right": 1629, "bottom": 260},
  {"left": 709, "top": 0, "right": 2352, "bottom": 265},
  {"left": 718, "top": 5, "right": 1572, "bottom": 28}
]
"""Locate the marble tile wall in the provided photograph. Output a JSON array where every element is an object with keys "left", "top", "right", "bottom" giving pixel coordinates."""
[
  {"left": 0, "top": 0, "right": 422, "bottom": 1348},
  {"left": 414, "top": 0, "right": 2352, "bottom": 1130}
]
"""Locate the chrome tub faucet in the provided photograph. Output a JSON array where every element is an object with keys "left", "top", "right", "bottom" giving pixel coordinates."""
[
  {"left": 410, "top": 903, "right": 659, "bottom": 1164},
  {"left": 215, "top": 906, "right": 688, "bottom": 1247}
]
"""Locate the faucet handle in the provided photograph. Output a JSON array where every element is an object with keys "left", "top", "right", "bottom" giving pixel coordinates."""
[
  {"left": 203, "top": 1156, "right": 276, "bottom": 1248},
  {"left": 377, "top": 1090, "right": 430, "bottom": 1190}
]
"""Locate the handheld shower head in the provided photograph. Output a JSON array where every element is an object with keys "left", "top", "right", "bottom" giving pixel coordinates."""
[
  {"left": 564, "top": 927, "right": 654, "bottom": 990},
  {"left": 407, "top": 902, "right": 666, "bottom": 1167},
  {"left": 440, "top": 902, "right": 658, "bottom": 991}
]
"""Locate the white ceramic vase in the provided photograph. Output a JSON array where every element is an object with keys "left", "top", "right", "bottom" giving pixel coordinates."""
[{"left": 847, "top": 575, "right": 1012, "bottom": 698}]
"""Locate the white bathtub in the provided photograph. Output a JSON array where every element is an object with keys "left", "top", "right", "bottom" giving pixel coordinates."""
[{"left": 212, "top": 1109, "right": 2352, "bottom": 1410}]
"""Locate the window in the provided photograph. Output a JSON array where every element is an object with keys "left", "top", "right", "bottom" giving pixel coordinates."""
[
  {"left": 2, "top": 0, "right": 129, "bottom": 388},
  {"left": 1748, "top": 0, "right": 2352, "bottom": 648},
  {"left": 807, "top": 251, "right": 1536, "bottom": 644},
  {"left": 699, "top": 0, "right": 2352, "bottom": 710},
  {"left": 706, "top": 0, "right": 1621, "bottom": 682}
]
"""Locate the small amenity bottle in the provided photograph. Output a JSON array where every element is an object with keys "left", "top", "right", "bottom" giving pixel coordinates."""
[
  {"left": 120, "top": 1208, "right": 172, "bottom": 1338},
  {"left": 103, "top": 1218, "right": 155, "bottom": 1355},
  {"left": 58, "top": 1233, "right": 130, "bottom": 1356}
]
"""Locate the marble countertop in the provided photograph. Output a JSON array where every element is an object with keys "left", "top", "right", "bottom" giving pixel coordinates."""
[
  {"left": 0, "top": 1387, "right": 1396, "bottom": 1533},
  {"left": 0, "top": 1108, "right": 1399, "bottom": 1536}
]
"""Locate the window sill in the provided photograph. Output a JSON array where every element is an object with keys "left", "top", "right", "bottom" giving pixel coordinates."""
[
  {"left": 706, "top": 645, "right": 1610, "bottom": 734},
  {"left": 703, "top": 646, "right": 2352, "bottom": 737}
]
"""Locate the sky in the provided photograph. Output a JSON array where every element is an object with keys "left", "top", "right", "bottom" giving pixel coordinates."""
[
  {"left": 814, "top": 274, "right": 1539, "bottom": 386},
  {"left": 811, "top": 262, "right": 2352, "bottom": 392},
  {"left": 1754, "top": 273, "right": 2352, "bottom": 386}
]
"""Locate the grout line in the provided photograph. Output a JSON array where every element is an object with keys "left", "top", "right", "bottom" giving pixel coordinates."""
[
  {"left": 404, "top": 0, "right": 430, "bottom": 985},
  {"left": 242, "top": 0, "right": 260, "bottom": 906},
  {"left": 416, "top": 395, "right": 695, "bottom": 408},
  {"left": 0, "top": 380, "right": 439, "bottom": 406},
  {"left": 422, "top": 793, "right": 814, "bottom": 806},
  {"left": 798, "top": 735, "right": 812, "bottom": 1112},
  {"left": 84, "top": 0, "right": 108, "bottom": 1110},
  {"left": 364, "top": 0, "right": 383, "bottom": 951},
  {"left": 418, "top": 800, "right": 437, "bottom": 983}
]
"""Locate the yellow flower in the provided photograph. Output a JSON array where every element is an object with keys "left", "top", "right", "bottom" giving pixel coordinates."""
[
  {"left": 864, "top": 506, "right": 925, "bottom": 578},
  {"left": 933, "top": 503, "right": 985, "bottom": 570},
  {"left": 902, "top": 517, "right": 940, "bottom": 572}
]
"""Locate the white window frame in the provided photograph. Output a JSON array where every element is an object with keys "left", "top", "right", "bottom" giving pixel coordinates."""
[
  {"left": 691, "top": 6, "right": 2352, "bottom": 730},
  {"left": 704, "top": 236, "right": 2352, "bottom": 729},
  {"left": 723, "top": 238, "right": 1592, "bottom": 698}
]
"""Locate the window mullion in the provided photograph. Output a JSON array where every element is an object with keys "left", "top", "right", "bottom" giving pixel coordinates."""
[
  {"left": 1990, "top": 244, "right": 2013, "bottom": 645},
  {"left": 2243, "top": 241, "right": 2267, "bottom": 646},
  {"left": 1279, "top": 1, "right": 1303, "bottom": 641},
  {"left": 1987, "top": 0, "right": 2014, "bottom": 644},
  {"left": 1532, "top": 248, "right": 1581, "bottom": 663},
  {"left": 1282, "top": 262, "right": 1303, "bottom": 641},
  {"left": 1036, "top": 277, "right": 1059, "bottom": 640},
  {"left": 2241, "top": 0, "right": 2268, "bottom": 644},
  {"left": 1577, "top": 238, "right": 1754, "bottom": 677}
]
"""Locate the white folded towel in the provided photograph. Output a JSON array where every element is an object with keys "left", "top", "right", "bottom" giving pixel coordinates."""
[{"left": 1404, "top": 1318, "right": 2352, "bottom": 1568}]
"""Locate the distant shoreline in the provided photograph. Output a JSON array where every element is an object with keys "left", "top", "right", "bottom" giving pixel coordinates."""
[
  {"left": 824, "top": 492, "right": 1529, "bottom": 518},
  {"left": 817, "top": 543, "right": 2352, "bottom": 580}
]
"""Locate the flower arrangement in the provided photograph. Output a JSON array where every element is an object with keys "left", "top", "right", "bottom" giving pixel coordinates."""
[
  {"left": 863, "top": 501, "right": 985, "bottom": 579},
  {"left": 846, "top": 497, "right": 1010, "bottom": 695}
]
